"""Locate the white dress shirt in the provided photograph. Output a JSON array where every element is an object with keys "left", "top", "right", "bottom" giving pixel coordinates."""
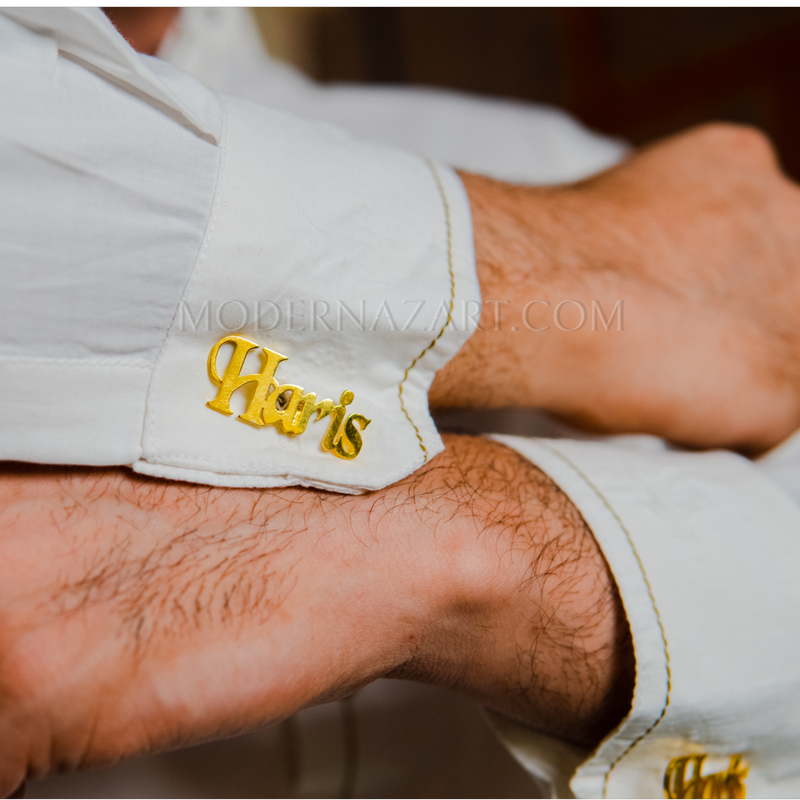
[
  {"left": 5, "top": 8, "right": 800, "bottom": 799},
  {"left": 0, "top": 7, "right": 479, "bottom": 494}
]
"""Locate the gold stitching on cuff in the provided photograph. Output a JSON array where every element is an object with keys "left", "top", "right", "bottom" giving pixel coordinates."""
[
  {"left": 397, "top": 159, "right": 457, "bottom": 462},
  {"left": 533, "top": 442, "right": 673, "bottom": 799}
]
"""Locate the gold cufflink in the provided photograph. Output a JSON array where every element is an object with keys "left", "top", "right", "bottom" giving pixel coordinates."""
[
  {"left": 664, "top": 753, "right": 747, "bottom": 799},
  {"left": 206, "top": 335, "right": 370, "bottom": 460}
]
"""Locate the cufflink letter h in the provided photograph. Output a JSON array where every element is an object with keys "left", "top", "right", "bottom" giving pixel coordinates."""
[{"left": 206, "top": 334, "right": 370, "bottom": 460}]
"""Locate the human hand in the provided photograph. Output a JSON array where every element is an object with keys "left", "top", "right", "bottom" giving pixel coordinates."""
[
  {"left": 0, "top": 438, "right": 632, "bottom": 794},
  {"left": 433, "top": 124, "right": 800, "bottom": 455}
]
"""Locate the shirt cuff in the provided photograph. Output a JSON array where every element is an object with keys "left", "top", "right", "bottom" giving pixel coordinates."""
[
  {"left": 131, "top": 94, "right": 479, "bottom": 493},
  {"left": 488, "top": 434, "right": 800, "bottom": 799}
]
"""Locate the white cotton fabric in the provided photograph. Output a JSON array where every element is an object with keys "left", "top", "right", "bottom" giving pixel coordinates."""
[
  {"left": 136, "top": 97, "right": 476, "bottom": 492},
  {"left": 0, "top": 7, "right": 478, "bottom": 492},
  {"left": 494, "top": 435, "right": 800, "bottom": 799},
  {"left": 0, "top": 9, "right": 218, "bottom": 365}
]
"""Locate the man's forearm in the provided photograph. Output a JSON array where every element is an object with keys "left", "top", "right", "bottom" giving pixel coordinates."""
[
  {"left": 431, "top": 128, "right": 800, "bottom": 455},
  {"left": 0, "top": 436, "right": 632, "bottom": 791}
]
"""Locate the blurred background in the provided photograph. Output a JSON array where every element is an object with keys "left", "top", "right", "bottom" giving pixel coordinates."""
[{"left": 256, "top": 7, "right": 800, "bottom": 178}]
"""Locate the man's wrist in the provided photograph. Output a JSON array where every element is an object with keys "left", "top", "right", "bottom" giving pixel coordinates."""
[
  {"left": 392, "top": 435, "right": 635, "bottom": 748},
  {"left": 429, "top": 171, "right": 591, "bottom": 413}
]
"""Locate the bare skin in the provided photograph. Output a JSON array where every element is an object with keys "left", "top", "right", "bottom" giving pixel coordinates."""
[
  {"left": 102, "top": 8, "right": 178, "bottom": 56},
  {"left": 434, "top": 125, "right": 800, "bottom": 455},
  {"left": 0, "top": 437, "right": 633, "bottom": 795}
]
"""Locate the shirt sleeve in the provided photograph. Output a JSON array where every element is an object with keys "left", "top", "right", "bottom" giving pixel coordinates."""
[
  {"left": 0, "top": 8, "right": 480, "bottom": 494},
  {"left": 487, "top": 434, "right": 800, "bottom": 799}
]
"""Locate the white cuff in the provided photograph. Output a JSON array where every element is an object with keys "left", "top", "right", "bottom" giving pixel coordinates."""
[
  {"left": 133, "top": 95, "right": 479, "bottom": 493},
  {"left": 0, "top": 39, "right": 479, "bottom": 493},
  {"left": 490, "top": 435, "right": 800, "bottom": 799}
]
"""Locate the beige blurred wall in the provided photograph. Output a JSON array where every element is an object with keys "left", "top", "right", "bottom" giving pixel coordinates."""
[{"left": 250, "top": 8, "right": 335, "bottom": 76}]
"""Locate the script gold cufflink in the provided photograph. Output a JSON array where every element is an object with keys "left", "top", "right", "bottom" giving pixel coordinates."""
[
  {"left": 664, "top": 753, "right": 747, "bottom": 799},
  {"left": 206, "top": 335, "right": 370, "bottom": 460}
]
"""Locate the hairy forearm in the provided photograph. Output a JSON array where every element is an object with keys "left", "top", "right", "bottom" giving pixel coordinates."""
[
  {"left": 430, "top": 172, "right": 585, "bottom": 412},
  {"left": 429, "top": 169, "right": 650, "bottom": 432},
  {"left": 0, "top": 437, "right": 632, "bottom": 790},
  {"left": 389, "top": 436, "right": 633, "bottom": 746},
  {"left": 431, "top": 144, "right": 800, "bottom": 453}
]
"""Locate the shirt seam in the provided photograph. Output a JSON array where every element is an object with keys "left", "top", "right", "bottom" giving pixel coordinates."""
[
  {"left": 533, "top": 440, "right": 672, "bottom": 798},
  {"left": 140, "top": 449, "right": 423, "bottom": 486},
  {"left": 141, "top": 95, "right": 228, "bottom": 459},
  {"left": 397, "top": 158, "right": 456, "bottom": 463}
]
